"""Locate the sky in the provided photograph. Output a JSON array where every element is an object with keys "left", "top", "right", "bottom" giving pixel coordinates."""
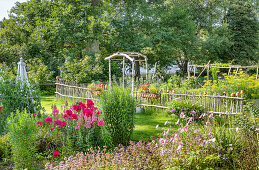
[{"left": 0, "top": 0, "right": 29, "bottom": 20}]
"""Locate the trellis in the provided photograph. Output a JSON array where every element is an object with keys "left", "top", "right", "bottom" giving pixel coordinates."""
[
  {"left": 188, "top": 62, "right": 259, "bottom": 81},
  {"left": 105, "top": 52, "right": 148, "bottom": 92}
]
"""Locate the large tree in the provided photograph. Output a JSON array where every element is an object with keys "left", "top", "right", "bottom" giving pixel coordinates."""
[{"left": 226, "top": 0, "right": 258, "bottom": 64}]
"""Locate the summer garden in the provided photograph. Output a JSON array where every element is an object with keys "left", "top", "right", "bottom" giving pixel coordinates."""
[{"left": 0, "top": 0, "right": 258, "bottom": 169}]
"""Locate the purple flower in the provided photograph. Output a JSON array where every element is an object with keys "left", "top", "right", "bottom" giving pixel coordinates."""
[
  {"left": 171, "top": 109, "right": 176, "bottom": 112},
  {"left": 194, "top": 129, "right": 198, "bottom": 133}
]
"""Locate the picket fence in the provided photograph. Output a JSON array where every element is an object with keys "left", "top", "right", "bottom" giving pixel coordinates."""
[{"left": 55, "top": 81, "right": 243, "bottom": 114}]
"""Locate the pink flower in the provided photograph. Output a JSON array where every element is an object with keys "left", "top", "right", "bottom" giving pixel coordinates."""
[
  {"left": 194, "top": 129, "right": 198, "bottom": 133},
  {"left": 0, "top": 106, "right": 3, "bottom": 111},
  {"left": 53, "top": 150, "right": 59, "bottom": 157},
  {"left": 174, "top": 134, "right": 179, "bottom": 141},
  {"left": 180, "top": 112, "right": 185, "bottom": 118},
  {"left": 50, "top": 128, "right": 54, "bottom": 131},
  {"left": 208, "top": 138, "right": 216, "bottom": 142},
  {"left": 47, "top": 146, "right": 50, "bottom": 148},
  {"left": 63, "top": 114, "right": 69, "bottom": 118},
  {"left": 87, "top": 99, "right": 94, "bottom": 108},
  {"left": 159, "top": 138, "right": 167, "bottom": 145},
  {"left": 206, "top": 121, "right": 210, "bottom": 126},
  {"left": 66, "top": 110, "right": 73, "bottom": 116},
  {"left": 45, "top": 117, "right": 52, "bottom": 124},
  {"left": 97, "top": 119, "right": 104, "bottom": 127},
  {"left": 71, "top": 114, "right": 78, "bottom": 119},
  {"left": 209, "top": 132, "right": 212, "bottom": 135},
  {"left": 209, "top": 112, "right": 214, "bottom": 118}
]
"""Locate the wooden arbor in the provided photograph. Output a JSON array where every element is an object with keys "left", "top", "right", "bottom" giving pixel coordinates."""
[{"left": 105, "top": 52, "right": 148, "bottom": 92}]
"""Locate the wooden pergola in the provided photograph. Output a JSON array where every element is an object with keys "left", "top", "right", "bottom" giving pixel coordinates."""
[{"left": 105, "top": 52, "right": 148, "bottom": 92}]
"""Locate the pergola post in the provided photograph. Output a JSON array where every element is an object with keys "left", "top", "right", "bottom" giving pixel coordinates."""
[
  {"left": 256, "top": 66, "right": 258, "bottom": 79},
  {"left": 109, "top": 59, "right": 111, "bottom": 88},
  {"left": 145, "top": 57, "right": 148, "bottom": 81},
  {"left": 132, "top": 60, "right": 135, "bottom": 96},
  {"left": 122, "top": 57, "right": 125, "bottom": 88}
]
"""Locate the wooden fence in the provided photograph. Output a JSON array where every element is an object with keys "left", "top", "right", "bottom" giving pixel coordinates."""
[
  {"left": 133, "top": 90, "right": 243, "bottom": 114},
  {"left": 55, "top": 81, "right": 108, "bottom": 102},
  {"left": 55, "top": 81, "right": 243, "bottom": 114}
]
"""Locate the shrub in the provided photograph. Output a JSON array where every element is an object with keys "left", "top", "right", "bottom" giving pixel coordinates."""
[
  {"left": 169, "top": 98, "right": 205, "bottom": 120},
  {"left": 8, "top": 110, "right": 39, "bottom": 169},
  {"left": 0, "top": 133, "right": 11, "bottom": 161},
  {"left": 0, "top": 79, "right": 42, "bottom": 135},
  {"left": 100, "top": 86, "right": 136, "bottom": 146}
]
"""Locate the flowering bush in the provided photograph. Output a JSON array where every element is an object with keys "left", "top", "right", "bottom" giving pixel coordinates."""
[
  {"left": 36, "top": 100, "right": 113, "bottom": 161},
  {"left": 46, "top": 107, "right": 257, "bottom": 169},
  {"left": 169, "top": 98, "right": 205, "bottom": 120}
]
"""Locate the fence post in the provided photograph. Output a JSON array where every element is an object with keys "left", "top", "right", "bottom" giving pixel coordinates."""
[{"left": 56, "top": 76, "right": 59, "bottom": 100}]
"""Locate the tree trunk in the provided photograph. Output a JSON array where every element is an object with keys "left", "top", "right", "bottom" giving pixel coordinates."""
[
  {"left": 177, "top": 60, "right": 188, "bottom": 74},
  {"left": 135, "top": 61, "right": 141, "bottom": 80}
]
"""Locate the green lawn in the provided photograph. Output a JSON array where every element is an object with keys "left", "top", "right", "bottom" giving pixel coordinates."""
[{"left": 41, "top": 95, "right": 178, "bottom": 141}]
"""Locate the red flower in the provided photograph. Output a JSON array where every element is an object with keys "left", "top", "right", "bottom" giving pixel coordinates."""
[
  {"left": 50, "top": 128, "right": 54, "bottom": 131},
  {"left": 45, "top": 117, "right": 52, "bottom": 124},
  {"left": 0, "top": 106, "right": 3, "bottom": 111},
  {"left": 36, "top": 120, "right": 43, "bottom": 126},
  {"left": 53, "top": 150, "right": 59, "bottom": 157},
  {"left": 78, "top": 102, "right": 86, "bottom": 109},
  {"left": 73, "top": 105, "right": 82, "bottom": 112},
  {"left": 66, "top": 110, "right": 73, "bottom": 116},
  {"left": 60, "top": 121, "right": 66, "bottom": 127},
  {"left": 83, "top": 108, "right": 93, "bottom": 117},
  {"left": 87, "top": 99, "right": 94, "bottom": 108},
  {"left": 97, "top": 119, "right": 104, "bottom": 127},
  {"left": 71, "top": 114, "right": 78, "bottom": 119},
  {"left": 63, "top": 114, "right": 68, "bottom": 118},
  {"left": 54, "top": 120, "right": 61, "bottom": 125}
]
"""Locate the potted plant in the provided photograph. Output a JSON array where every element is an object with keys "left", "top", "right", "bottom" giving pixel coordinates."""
[
  {"left": 88, "top": 83, "right": 103, "bottom": 96},
  {"left": 139, "top": 84, "right": 160, "bottom": 99}
]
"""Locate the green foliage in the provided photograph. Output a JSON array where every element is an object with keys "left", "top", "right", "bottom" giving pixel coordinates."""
[
  {"left": 60, "top": 55, "right": 104, "bottom": 83},
  {"left": 8, "top": 111, "right": 39, "bottom": 169},
  {"left": 26, "top": 58, "right": 53, "bottom": 84},
  {"left": 0, "top": 133, "right": 11, "bottom": 161},
  {"left": 0, "top": 79, "right": 42, "bottom": 135},
  {"left": 100, "top": 86, "right": 136, "bottom": 146}
]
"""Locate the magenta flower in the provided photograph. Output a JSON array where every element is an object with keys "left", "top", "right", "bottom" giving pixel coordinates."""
[
  {"left": 53, "top": 150, "right": 59, "bottom": 157},
  {"left": 87, "top": 99, "right": 94, "bottom": 108},
  {"left": 83, "top": 108, "right": 93, "bottom": 117},
  {"left": 50, "top": 128, "right": 54, "bottom": 131},
  {"left": 206, "top": 121, "right": 210, "bottom": 125},
  {"left": 71, "top": 114, "right": 78, "bottom": 119},
  {"left": 36, "top": 120, "right": 43, "bottom": 126},
  {"left": 66, "top": 110, "right": 73, "bottom": 116},
  {"left": 45, "top": 117, "right": 52, "bottom": 124}
]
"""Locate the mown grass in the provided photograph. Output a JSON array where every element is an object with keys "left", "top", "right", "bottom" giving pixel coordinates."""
[{"left": 41, "top": 95, "right": 178, "bottom": 141}]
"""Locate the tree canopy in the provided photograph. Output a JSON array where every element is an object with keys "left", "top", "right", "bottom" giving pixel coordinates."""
[{"left": 0, "top": 0, "right": 258, "bottom": 82}]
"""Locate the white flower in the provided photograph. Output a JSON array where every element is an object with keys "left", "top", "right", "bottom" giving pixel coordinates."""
[{"left": 156, "top": 124, "right": 159, "bottom": 129}]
